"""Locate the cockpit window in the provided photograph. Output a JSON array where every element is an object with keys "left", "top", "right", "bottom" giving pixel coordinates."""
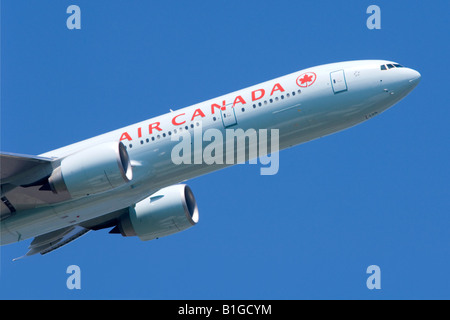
[{"left": 381, "top": 63, "right": 405, "bottom": 70}]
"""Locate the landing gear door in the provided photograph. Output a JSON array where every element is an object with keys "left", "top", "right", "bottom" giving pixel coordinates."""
[{"left": 330, "top": 70, "right": 348, "bottom": 94}]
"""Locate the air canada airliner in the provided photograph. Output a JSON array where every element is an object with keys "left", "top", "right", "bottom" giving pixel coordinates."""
[{"left": 0, "top": 60, "right": 421, "bottom": 259}]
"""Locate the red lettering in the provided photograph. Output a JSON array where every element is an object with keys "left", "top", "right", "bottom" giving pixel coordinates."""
[
  {"left": 172, "top": 113, "right": 186, "bottom": 126},
  {"left": 252, "top": 89, "right": 265, "bottom": 101},
  {"left": 211, "top": 103, "right": 221, "bottom": 114},
  {"left": 211, "top": 101, "right": 226, "bottom": 113},
  {"left": 149, "top": 122, "right": 162, "bottom": 134},
  {"left": 120, "top": 132, "right": 132, "bottom": 141},
  {"left": 232, "top": 95, "right": 246, "bottom": 108},
  {"left": 191, "top": 108, "right": 206, "bottom": 121},
  {"left": 270, "top": 83, "right": 285, "bottom": 95},
  {"left": 137, "top": 127, "right": 142, "bottom": 138}
]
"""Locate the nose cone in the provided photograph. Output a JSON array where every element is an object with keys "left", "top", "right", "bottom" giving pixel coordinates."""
[
  {"left": 394, "top": 67, "right": 421, "bottom": 93},
  {"left": 381, "top": 65, "right": 421, "bottom": 101},
  {"left": 407, "top": 68, "right": 421, "bottom": 87}
]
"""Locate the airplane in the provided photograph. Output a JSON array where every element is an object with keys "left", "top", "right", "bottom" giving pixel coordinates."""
[{"left": 0, "top": 60, "right": 421, "bottom": 259}]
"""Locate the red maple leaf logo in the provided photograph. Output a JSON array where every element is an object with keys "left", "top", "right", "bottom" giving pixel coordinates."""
[
  {"left": 296, "top": 72, "right": 317, "bottom": 87},
  {"left": 300, "top": 74, "right": 313, "bottom": 85}
]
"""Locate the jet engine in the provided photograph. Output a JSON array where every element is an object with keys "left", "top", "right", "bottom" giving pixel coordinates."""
[
  {"left": 48, "top": 141, "right": 132, "bottom": 198},
  {"left": 113, "top": 184, "right": 199, "bottom": 241}
]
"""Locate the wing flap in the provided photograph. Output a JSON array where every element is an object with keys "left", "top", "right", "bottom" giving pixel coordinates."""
[
  {"left": 13, "top": 226, "right": 90, "bottom": 261},
  {"left": 11, "top": 208, "right": 128, "bottom": 259}
]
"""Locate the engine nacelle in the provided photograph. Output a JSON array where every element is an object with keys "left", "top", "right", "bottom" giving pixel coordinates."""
[
  {"left": 117, "top": 184, "right": 199, "bottom": 241},
  {"left": 49, "top": 141, "right": 132, "bottom": 198}
]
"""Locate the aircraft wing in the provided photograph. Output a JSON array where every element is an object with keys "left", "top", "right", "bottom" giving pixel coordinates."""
[
  {"left": 13, "top": 225, "right": 90, "bottom": 261},
  {"left": 12, "top": 208, "right": 128, "bottom": 260},
  {"left": 1, "top": 152, "right": 131, "bottom": 259},
  {"left": 1, "top": 152, "right": 54, "bottom": 182},
  {"left": 0, "top": 152, "right": 70, "bottom": 220}
]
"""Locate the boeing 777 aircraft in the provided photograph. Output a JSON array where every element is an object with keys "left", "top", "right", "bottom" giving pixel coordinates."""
[{"left": 0, "top": 60, "right": 420, "bottom": 259}]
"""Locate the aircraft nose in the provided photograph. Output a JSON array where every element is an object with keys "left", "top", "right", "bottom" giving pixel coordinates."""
[
  {"left": 384, "top": 66, "right": 421, "bottom": 97},
  {"left": 395, "top": 67, "right": 421, "bottom": 91},
  {"left": 407, "top": 68, "right": 421, "bottom": 86}
]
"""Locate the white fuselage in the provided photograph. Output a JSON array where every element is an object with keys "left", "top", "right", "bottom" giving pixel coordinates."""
[{"left": 0, "top": 60, "right": 421, "bottom": 245}]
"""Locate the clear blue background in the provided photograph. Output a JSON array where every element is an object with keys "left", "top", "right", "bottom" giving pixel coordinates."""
[{"left": 1, "top": 1, "right": 449, "bottom": 299}]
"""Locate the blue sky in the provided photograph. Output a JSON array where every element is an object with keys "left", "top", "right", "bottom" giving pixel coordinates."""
[{"left": 1, "top": 1, "right": 449, "bottom": 299}]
